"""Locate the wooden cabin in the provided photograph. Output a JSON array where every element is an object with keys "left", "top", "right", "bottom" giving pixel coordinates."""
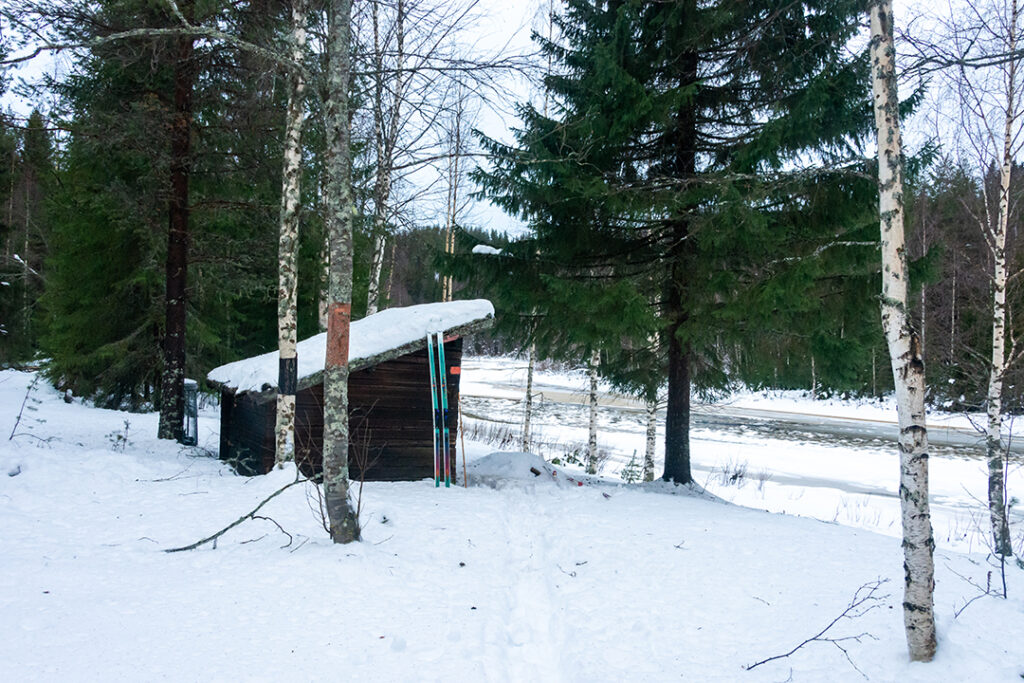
[{"left": 207, "top": 300, "right": 494, "bottom": 480}]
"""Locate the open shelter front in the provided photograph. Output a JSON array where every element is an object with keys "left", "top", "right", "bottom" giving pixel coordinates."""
[{"left": 207, "top": 300, "right": 494, "bottom": 480}]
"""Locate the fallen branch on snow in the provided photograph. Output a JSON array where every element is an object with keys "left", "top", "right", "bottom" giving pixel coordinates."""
[
  {"left": 745, "top": 579, "right": 888, "bottom": 678},
  {"left": 164, "top": 476, "right": 307, "bottom": 552}
]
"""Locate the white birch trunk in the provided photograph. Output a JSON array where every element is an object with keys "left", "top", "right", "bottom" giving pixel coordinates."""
[
  {"left": 950, "top": 254, "right": 956, "bottom": 364},
  {"left": 442, "top": 92, "right": 463, "bottom": 302},
  {"left": 586, "top": 349, "right": 599, "bottom": 474},
  {"left": 274, "top": 0, "right": 307, "bottom": 467},
  {"left": 870, "top": 0, "right": 936, "bottom": 661},
  {"left": 366, "top": 232, "right": 388, "bottom": 316},
  {"left": 383, "top": 240, "right": 397, "bottom": 304},
  {"left": 22, "top": 178, "right": 30, "bottom": 339},
  {"left": 366, "top": 0, "right": 405, "bottom": 316},
  {"left": 522, "top": 343, "right": 536, "bottom": 452},
  {"left": 322, "top": 0, "right": 359, "bottom": 543},
  {"left": 319, "top": 229, "right": 329, "bottom": 331},
  {"left": 643, "top": 399, "right": 657, "bottom": 482},
  {"left": 985, "top": 0, "right": 1019, "bottom": 556}
]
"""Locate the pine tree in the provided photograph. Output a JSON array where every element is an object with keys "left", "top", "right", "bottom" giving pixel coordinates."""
[{"left": 467, "top": 0, "right": 878, "bottom": 484}]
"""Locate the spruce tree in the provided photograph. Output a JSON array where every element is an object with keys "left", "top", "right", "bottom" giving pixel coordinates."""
[
  {"left": 468, "top": 0, "right": 878, "bottom": 483},
  {"left": 38, "top": 0, "right": 297, "bottom": 407}
]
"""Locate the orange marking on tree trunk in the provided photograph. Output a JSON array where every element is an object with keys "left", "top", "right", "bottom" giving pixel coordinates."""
[{"left": 326, "top": 302, "right": 352, "bottom": 368}]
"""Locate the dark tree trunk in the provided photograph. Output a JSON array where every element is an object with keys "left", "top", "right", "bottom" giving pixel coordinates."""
[
  {"left": 158, "top": 3, "right": 195, "bottom": 441},
  {"left": 662, "top": 12, "right": 697, "bottom": 485},
  {"left": 663, "top": 282, "right": 691, "bottom": 483}
]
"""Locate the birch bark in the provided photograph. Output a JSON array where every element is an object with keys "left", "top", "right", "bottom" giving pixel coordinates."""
[
  {"left": 22, "top": 174, "right": 30, "bottom": 340},
  {"left": 322, "top": 0, "right": 359, "bottom": 543},
  {"left": 274, "top": 0, "right": 307, "bottom": 467},
  {"left": 366, "top": 0, "right": 405, "bottom": 316},
  {"left": 643, "top": 399, "right": 657, "bottom": 482},
  {"left": 869, "top": 0, "right": 937, "bottom": 661},
  {"left": 442, "top": 88, "right": 463, "bottom": 302},
  {"left": 586, "top": 349, "right": 599, "bottom": 474},
  {"left": 522, "top": 343, "right": 535, "bottom": 452},
  {"left": 984, "top": 0, "right": 1020, "bottom": 558}
]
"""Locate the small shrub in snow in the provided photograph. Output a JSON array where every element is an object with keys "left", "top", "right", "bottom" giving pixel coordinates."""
[
  {"left": 106, "top": 419, "right": 132, "bottom": 453},
  {"left": 716, "top": 459, "right": 748, "bottom": 487},
  {"left": 620, "top": 451, "right": 641, "bottom": 483},
  {"left": 462, "top": 420, "right": 519, "bottom": 450},
  {"left": 561, "top": 447, "right": 583, "bottom": 467},
  {"left": 754, "top": 468, "right": 772, "bottom": 493}
]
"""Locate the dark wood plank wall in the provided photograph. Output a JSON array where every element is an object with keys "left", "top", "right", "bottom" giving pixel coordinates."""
[
  {"left": 221, "top": 337, "right": 463, "bottom": 482},
  {"left": 220, "top": 388, "right": 275, "bottom": 476}
]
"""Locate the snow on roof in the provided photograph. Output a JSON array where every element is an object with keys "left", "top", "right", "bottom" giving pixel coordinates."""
[
  {"left": 471, "top": 244, "right": 503, "bottom": 256},
  {"left": 207, "top": 299, "right": 494, "bottom": 395}
]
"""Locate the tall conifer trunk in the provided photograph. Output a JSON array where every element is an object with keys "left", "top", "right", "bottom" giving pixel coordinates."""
[
  {"left": 662, "top": 6, "right": 696, "bottom": 485},
  {"left": 275, "top": 0, "right": 308, "bottom": 466},
  {"left": 322, "top": 0, "right": 359, "bottom": 543},
  {"left": 869, "top": 0, "right": 936, "bottom": 661},
  {"left": 158, "top": 0, "right": 195, "bottom": 441}
]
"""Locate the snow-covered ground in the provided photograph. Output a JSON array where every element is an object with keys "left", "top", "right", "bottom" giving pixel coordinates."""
[{"left": 2, "top": 364, "right": 1024, "bottom": 682}]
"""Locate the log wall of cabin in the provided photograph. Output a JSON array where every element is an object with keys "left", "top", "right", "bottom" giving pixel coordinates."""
[
  {"left": 220, "top": 337, "right": 463, "bottom": 481},
  {"left": 296, "top": 337, "right": 463, "bottom": 482}
]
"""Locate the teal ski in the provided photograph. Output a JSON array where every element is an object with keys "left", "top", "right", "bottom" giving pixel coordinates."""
[
  {"left": 436, "top": 331, "right": 451, "bottom": 487},
  {"left": 427, "top": 333, "right": 440, "bottom": 487}
]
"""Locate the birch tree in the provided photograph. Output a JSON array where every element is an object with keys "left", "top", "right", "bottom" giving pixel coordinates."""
[
  {"left": 920, "top": 0, "right": 1024, "bottom": 557},
  {"left": 586, "top": 349, "right": 599, "bottom": 474},
  {"left": 643, "top": 398, "right": 657, "bottom": 482},
  {"left": 275, "top": 0, "right": 308, "bottom": 466},
  {"left": 441, "top": 79, "right": 471, "bottom": 303},
  {"left": 959, "top": 0, "right": 1024, "bottom": 559},
  {"left": 357, "top": 0, "right": 505, "bottom": 315},
  {"left": 522, "top": 350, "right": 535, "bottom": 451},
  {"left": 322, "top": 0, "right": 360, "bottom": 543},
  {"left": 365, "top": 0, "right": 406, "bottom": 316},
  {"left": 869, "top": 0, "right": 937, "bottom": 661}
]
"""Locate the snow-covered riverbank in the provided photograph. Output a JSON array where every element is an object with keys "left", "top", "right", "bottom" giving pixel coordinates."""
[{"left": 460, "top": 356, "right": 1024, "bottom": 556}]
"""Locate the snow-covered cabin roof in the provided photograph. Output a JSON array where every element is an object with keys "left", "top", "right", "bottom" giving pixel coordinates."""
[{"left": 207, "top": 299, "right": 494, "bottom": 398}]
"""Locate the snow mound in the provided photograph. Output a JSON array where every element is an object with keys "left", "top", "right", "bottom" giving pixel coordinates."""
[{"left": 467, "top": 451, "right": 595, "bottom": 489}]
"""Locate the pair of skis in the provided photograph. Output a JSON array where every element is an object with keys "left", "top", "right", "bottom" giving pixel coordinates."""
[{"left": 427, "top": 331, "right": 451, "bottom": 488}]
